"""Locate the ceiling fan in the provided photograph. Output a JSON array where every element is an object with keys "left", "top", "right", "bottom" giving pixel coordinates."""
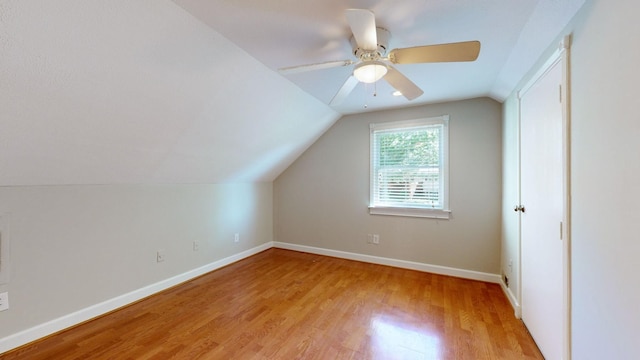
[{"left": 279, "top": 9, "right": 481, "bottom": 106}]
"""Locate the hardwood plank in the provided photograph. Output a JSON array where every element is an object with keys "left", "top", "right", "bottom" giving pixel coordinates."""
[{"left": 1, "top": 249, "right": 543, "bottom": 359}]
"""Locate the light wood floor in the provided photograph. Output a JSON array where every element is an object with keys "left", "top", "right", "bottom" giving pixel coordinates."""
[{"left": 2, "top": 249, "right": 543, "bottom": 359}]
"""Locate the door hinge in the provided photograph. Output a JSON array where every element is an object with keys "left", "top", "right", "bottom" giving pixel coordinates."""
[
  {"left": 560, "top": 221, "right": 563, "bottom": 240},
  {"left": 559, "top": 84, "right": 562, "bottom": 103}
]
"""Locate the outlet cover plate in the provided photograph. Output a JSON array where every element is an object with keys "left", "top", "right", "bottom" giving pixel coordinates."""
[
  {"left": 0, "top": 292, "right": 8, "bottom": 311},
  {"left": 372, "top": 234, "right": 380, "bottom": 244}
]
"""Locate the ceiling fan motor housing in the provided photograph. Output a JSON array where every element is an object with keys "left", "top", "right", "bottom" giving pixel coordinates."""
[{"left": 351, "top": 27, "right": 390, "bottom": 60}]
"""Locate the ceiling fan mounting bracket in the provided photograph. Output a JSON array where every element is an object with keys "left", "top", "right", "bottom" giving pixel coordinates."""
[{"left": 350, "top": 27, "right": 390, "bottom": 60}]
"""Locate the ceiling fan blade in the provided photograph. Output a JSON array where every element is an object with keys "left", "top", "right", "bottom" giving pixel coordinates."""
[
  {"left": 345, "top": 9, "right": 377, "bottom": 51},
  {"left": 330, "top": 76, "right": 359, "bottom": 106},
  {"left": 383, "top": 66, "right": 424, "bottom": 101},
  {"left": 388, "top": 41, "right": 481, "bottom": 64},
  {"left": 279, "top": 60, "right": 355, "bottom": 75}
]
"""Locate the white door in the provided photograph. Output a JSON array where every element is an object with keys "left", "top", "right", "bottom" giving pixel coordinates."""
[{"left": 520, "top": 58, "right": 565, "bottom": 359}]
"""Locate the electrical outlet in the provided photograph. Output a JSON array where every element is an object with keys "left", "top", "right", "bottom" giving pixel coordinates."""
[
  {"left": 372, "top": 234, "right": 380, "bottom": 245},
  {"left": 0, "top": 292, "right": 8, "bottom": 311},
  {"left": 156, "top": 250, "right": 165, "bottom": 263},
  {"left": 193, "top": 241, "right": 199, "bottom": 251},
  {"left": 234, "top": 233, "right": 239, "bottom": 243}
]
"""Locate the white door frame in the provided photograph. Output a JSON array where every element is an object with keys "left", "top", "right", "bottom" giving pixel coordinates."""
[{"left": 517, "top": 35, "right": 572, "bottom": 360}]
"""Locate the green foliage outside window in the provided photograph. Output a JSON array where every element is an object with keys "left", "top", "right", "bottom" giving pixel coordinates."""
[{"left": 377, "top": 127, "right": 440, "bottom": 167}]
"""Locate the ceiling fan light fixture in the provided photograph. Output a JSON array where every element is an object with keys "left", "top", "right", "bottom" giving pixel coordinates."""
[{"left": 353, "top": 61, "right": 387, "bottom": 83}]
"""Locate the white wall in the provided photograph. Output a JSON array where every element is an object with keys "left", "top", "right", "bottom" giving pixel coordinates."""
[
  {"left": 502, "top": 1, "right": 640, "bottom": 357},
  {"left": 570, "top": 1, "right": 640, "bottom": 358},
  {"left": 0, "top": 183, "right": 273, "bottom": 344},
  {"left": 274, "top": 98, "right": 502, "bottom": 274}
]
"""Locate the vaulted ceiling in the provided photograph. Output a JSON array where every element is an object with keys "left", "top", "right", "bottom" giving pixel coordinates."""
[{"left": 0, "top": 0, "right": 585, "bottom": 186}]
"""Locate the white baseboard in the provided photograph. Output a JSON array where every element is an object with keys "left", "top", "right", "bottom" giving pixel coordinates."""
[
  {"left": 273, "top": 242, "right": 502, "bottom": 284},
  {"left": 499, "top": 279, "right": 522, "bottom": 318},
  {"left": 0, "top": 242, "right": 273, "bottom": 355}
]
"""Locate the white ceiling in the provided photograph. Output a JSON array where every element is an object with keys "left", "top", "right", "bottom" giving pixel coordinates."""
[
  {"left": 0, "top": 0, "right": 584, "bottom": 186},
  {"left": 173, "top": 0, "right": 586, "bottom": 114}
]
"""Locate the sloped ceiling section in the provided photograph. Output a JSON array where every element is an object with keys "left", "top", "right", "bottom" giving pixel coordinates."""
[
  {"left": 491, "top": 0, "right": 586, "bottom": 98},
  {"left": 0, "top": 0, "right": 339, "bottom": 185}
]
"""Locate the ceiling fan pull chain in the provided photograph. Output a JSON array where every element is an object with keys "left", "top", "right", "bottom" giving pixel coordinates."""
[{"left": 363, "top": 82, "right": 368, "bottom": 108}]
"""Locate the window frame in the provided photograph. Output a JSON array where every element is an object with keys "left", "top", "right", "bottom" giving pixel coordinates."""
[{"left": 369, "top": 115, "right": 451, "bottom": 219}]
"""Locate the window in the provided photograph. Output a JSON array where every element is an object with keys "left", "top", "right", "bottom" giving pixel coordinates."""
[{"left": 369, "top": 115, "right": 450, "bottom": 219}]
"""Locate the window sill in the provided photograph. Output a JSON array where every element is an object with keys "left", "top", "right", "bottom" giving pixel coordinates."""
[{"left": 368, "top": 206, "right": 451, "bottom": 219}]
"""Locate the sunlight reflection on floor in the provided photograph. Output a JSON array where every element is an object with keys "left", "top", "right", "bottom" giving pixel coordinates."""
[{"left": 370, "top": 314, "right": 441, "bottom": 359}]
